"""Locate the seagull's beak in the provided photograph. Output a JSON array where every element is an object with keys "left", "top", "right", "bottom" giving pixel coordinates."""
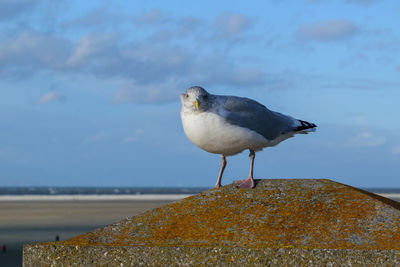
[{"left": 193, "top": 99, "right": 199, "bottom": 110}]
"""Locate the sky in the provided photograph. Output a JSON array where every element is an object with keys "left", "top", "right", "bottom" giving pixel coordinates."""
[{"left": 1, "top": 0, "right": 399, "bottom": 188}]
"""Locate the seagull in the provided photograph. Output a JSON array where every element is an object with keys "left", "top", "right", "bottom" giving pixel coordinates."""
[{"left": 180, "top": 86, "right": 316, "bottom": 189}]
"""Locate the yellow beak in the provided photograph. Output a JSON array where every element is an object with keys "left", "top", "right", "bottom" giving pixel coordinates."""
[{"left": 193, "top": 99, "right": 199, "bottom": 110}]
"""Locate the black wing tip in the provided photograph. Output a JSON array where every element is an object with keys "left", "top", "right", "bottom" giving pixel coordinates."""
[{"left": 294, "top": 120, "right": 317, "bottom": 132}]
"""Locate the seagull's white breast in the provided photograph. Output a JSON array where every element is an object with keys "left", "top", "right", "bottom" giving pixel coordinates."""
[{"left": 181, "top": 110, "right": 269, "bottom": 156}]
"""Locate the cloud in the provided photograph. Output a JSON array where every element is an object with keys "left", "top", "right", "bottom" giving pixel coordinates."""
[
  {"left": 36, "top": 91, "right": 66, "bottom": 104},
  {"left": 65, "top": 33, "right": 115, "bottom": 67},
  {"left": 353, "top": 115, "right": 367, "bottom": 126},
  {"left": 297, "top": 20, "right": 358, "bottom": 42},
  {"left": 64, "top": 32, "right": 196, "bottom": 86},
  {"left": 0, "top": 8, "right": 269, "bottom": 104},
  {"left": 346, "top": 132, "right": 386, "bottom": 147},
  {"left": 363, "top": 38, "right": 400, "bottom": 51},
  {"left": 111, "top": 49, "right": 274, "bottom": 103},
  {"left": 122, "top": 136, "right": 137, "bottom": 144},
  {"left": 82, "top": 132, "right": 108, "bottom": 145},
  {"left": 62, "top": 6, "right": 127, "bottom": 30},
  {"left": 392, "top": 145, "right": 400, "bottom": 155},
  {"left": 0, "top": 31, "right": 71, "bottom": 78},
  {"left": 0, "top": 30, "right": 192, "bottom": 84},
  {"left": 188, "top": 51, "right": 268, "bottom": 88},
  {"left": 176, "top": 17, "right": 203, "bottom": 37},
  {"left": 308, "top": 0, "right": 379, "bottom": 5},
  {"left": 133, "top": 8, "right": 167, "bottom": 25},
  {"left": 0, "top": 0, "right": 39, "bottom": 21},
  {"left": 214, "top": 13, "right": 251, "bottom": 38},
  {"left": 148, "top": 29, "right": 175, "bottom": 42},
  {"left": 345, "top": 0, "right": 378, "bottom": 6},
  {"left": 322, "top": 78, "right": 400, "bottom": 90},
  {"left": 121, "top": 129, "right": 144, "bottom": 144},
  {"left": 0, "top": 27, "right": 269, "bottom": 103},
  {"left": 229, "top": 69, "right": 265, "bottom": 85},
  {"left": 198, "top": 68, "right": 266, "bottom": 87},
  {"left": 112, "top": 83, "right": 181, "bottom": 104}
]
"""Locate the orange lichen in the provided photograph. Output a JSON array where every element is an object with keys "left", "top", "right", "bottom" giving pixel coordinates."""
[{"left": 58, "top": 179, "right": 400, "bottom": 250}]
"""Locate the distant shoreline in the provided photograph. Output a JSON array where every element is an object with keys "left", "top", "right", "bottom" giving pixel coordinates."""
[
  {"left": 0, "top": 193, "right": 399, "bottom": 202},
  {"left": 0, "top": 194, "right": 192, "bottom": 201},
  {"left": 377, "top": 193, "right": 400, "bottom": 200}
]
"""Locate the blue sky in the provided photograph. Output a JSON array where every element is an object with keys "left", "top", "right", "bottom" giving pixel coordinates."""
[{"left": 1, "top": 0, "right": 399, "bottom": 187}]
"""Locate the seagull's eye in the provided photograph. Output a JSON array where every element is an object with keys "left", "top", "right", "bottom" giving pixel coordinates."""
[
  {"left": 185, "top": 94, "right": 189, "bottom": 98},
  {"left": 203, "top": 95, "right": 208, "bottom": 100}
]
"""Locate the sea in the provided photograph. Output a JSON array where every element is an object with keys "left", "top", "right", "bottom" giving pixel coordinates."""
[
  {"left": 0, "top": 186, "right": 209, "bottom": 201},
  {"left": 0, "top": 186, "right": 399, "bottom": 201},
  {"left": 0, "top": 186, "right": 209, "bottom": 195}
]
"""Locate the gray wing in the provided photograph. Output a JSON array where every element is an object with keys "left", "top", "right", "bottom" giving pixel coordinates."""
[{"left": 221, "top": 96, "right": 297, "bottom": 140}]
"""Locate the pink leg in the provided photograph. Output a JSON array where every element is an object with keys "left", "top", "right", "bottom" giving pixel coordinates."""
[
  {"left": 214, "top": 155, "right": 226, "bottom": 188},
  {"left": 234, "top": 149, "right": 255, "bottom": 189}
]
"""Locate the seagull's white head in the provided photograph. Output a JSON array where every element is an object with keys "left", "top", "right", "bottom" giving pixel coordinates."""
[{"left": 180, "top": 86, "right": 212, "bottom": 112}]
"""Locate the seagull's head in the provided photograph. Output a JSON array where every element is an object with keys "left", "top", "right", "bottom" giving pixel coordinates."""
[{"left": 180, "top": 86, "right": 212, "bottom": 112}]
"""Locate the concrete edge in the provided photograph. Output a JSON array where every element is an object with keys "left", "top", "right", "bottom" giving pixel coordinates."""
[{"left": 23, "top": 243, "right": 400, "bottom": 266}]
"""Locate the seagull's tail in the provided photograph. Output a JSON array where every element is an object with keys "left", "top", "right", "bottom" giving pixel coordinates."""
[{"left": 293, "top": 120, "right": 317, "bottom": 134}]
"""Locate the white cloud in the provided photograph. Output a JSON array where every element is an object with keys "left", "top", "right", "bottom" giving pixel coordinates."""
[
  {"left": 66, "top": 37, "right": 194, "bottom": 86},
  {"left": 353, "top": 115, "right": 367, "bottom": 126},
  {"left": 214, "top": 13, "right": 251, "bottom": 38},
  {"left": 66, "top": 33, "right": 114, "bottom": 67},
  {"left": 82, "top": 132, "right": 108, "bottom": 145},
  {"left": 308, "top": 0, "right": 379, "bottom": 5},
  {"left": 345, "top": 0, "right": 378, "bottom": 6},
  {"left": 322, "top": 78, "right": 400, "bottom": 90},
  {"left": 363, "top": 37, "right": 400, "bottom": 51},
  {"left": 0, "top": 25, "right": 270, "bottom": 104},
  {"left": 91, "top": 132, "right": 107, "bottom": 142},
  {"left": 0, "top": 8, "right": 271, "bottom": 104},
  {"left": 112, "top": 83, "right": 180, "bottom": 104},
  {"left": 0, "top": 31, "right": 71, "bottom": 77},
  {"left": 148, "top": 29, "right": 174, "bottom": 42},
  {"left": 297, "top": 20, "right": 358, "bottom": 42},
  {"left": 122, "top": 129, "right": 144, "bottom": 144},
  {"left": 122, "top": 136, "right": 137, "bottom": 144},
  {"left": 198, "top": 67, "right": 266, "bottom": 87},
  {"left": 176, "top": 17, "right": 203, "bottom": 37},
  {"left": 392, "top": 145, "right": 400, "bottom": 155},
  {"left": 133, "top": 9, "right": 166, "bottom": 25},
  {"left": 62, "top": 6, "right": 126, "bottom": 29},
  {"left": 0, "top": 0, "right": 39, "bottom": 21},
  {"left": 230, "top": 69, "right": 265, "bottom": 85},
  {"left": 36, "top": 91, "right": 66, "bottom": 104},
  {"left": 347, "top": 132, "right": 386, "bottom": 147}
]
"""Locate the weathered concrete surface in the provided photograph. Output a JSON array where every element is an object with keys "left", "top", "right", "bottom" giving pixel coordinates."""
[{"left": 23, "top": 179, "right": 400, "bottom": 266}]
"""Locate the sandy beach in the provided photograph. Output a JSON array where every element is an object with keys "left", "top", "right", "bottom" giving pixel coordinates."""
[{"left": 0, "top": 198, "right": 178, "bottom": 267}]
